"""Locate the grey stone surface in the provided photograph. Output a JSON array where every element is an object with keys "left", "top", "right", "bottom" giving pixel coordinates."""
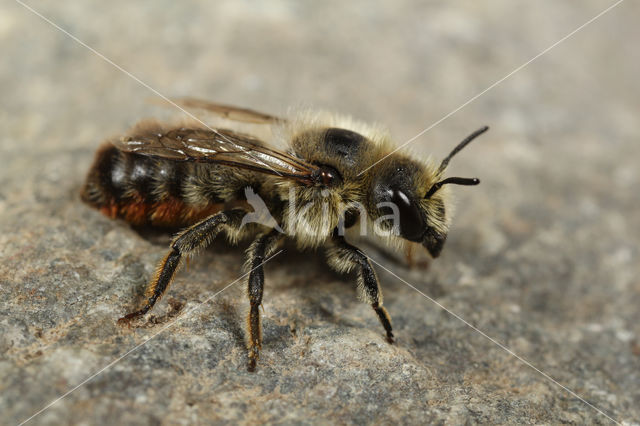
[{"left": 1, "top": 1, "right": 639, "bottom": 424}]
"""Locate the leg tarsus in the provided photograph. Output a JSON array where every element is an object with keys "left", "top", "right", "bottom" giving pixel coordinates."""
[
  {"left": 118, "top": 249, "right": 181, "bottom": 326},
  {"left": 117, "top": 301, "right": 154, "bottom": 326},
  {"left": 247, "top": 301, "right": 262, "bottom": 372},
  {"left": 117, "top": 310, "right": 144, "bottom": 326},
  {"left": 247, "top": 358, "right": 257, "bottom": 372},
  {"left": 373, "top": 302, "right": 394, "bottom": 343}
]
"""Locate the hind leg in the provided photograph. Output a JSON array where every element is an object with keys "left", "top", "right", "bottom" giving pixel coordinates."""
[{"left": 118, "top": 209, "right": 247, "bottom": 324}]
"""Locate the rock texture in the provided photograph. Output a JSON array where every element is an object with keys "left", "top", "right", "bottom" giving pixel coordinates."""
[{"left": 1, "top": 1, "right": 639, "bottom": 424}]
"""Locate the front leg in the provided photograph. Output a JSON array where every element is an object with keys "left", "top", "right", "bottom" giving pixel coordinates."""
[
  {"left": 327, "top": 230, "right": 394, "bottom": 343},
  {"left": 245, "top": 229, "right": 284, "bottom": 371},
  {"left": 118, "top": 209, "right": 247, "bottom": 324}
]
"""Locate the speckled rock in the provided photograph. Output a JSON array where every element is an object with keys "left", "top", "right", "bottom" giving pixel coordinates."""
[{"left": 1, "top": 1, "right": 639, "bottom": 424}]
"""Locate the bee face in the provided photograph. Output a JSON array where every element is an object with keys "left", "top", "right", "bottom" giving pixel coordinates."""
[
  {"left": 369, "top": 157, "right": 448, "bottom": 257},
  {"left": 420, "top": 195, "right": 448, "bottom": 258},
  {"left": 366, "top": 125, "right": 488, "bottom": 258}
]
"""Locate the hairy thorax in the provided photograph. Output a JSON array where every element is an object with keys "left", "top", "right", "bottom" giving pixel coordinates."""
[{"left": 279, "top": 183, "right": 362, "bottom": 249}]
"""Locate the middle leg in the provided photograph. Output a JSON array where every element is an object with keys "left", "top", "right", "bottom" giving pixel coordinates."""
[{"left": 245, "top": 229, "right": 284, "bottom": 371}]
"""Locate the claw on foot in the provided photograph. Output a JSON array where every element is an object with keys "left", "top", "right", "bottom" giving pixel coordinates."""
[
  {"left": 386, "top": 331, "right": 395, "bottom": 344},
  {"left": 247, "top": 347, "right": 260, "bottom": 372},
  {"left": 117, "top": 310, "right": 146, "bottom": 327}
]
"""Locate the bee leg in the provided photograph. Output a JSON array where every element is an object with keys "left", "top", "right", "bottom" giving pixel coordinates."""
[
  {"left": 328, "top": 232, "right": 394, "bottom": 344},
  {"left": 245, "top": 230, "right": 283, "bottom": 372},
  {"left": 117, "top": 209, "right": 246, "bottom": 325}
]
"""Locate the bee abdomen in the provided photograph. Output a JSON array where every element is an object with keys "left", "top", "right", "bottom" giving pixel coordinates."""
[{"left": 82, "top": 143, "right": 227, "bottom": 226}]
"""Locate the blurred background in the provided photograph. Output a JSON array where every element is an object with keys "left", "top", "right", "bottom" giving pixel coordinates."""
[{"left": 1, "top": 1, "right": 638, "bottom": 424}]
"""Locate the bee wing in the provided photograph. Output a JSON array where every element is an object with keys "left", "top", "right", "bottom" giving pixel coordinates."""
[
  {"left": 115, "top": 126, "right": 319, "bottom": 185},
  {"left": 159, "top": 98, "right": 285, "bottom": 124}
]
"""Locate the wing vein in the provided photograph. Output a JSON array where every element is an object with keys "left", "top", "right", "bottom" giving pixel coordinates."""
[{"left": 115, "top": 124, "right": 319, "bottom": 186}]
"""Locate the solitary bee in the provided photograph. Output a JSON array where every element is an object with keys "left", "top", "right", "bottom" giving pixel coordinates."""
[{"left": 82, "top": 99, "right": 488, "bottom": 371}]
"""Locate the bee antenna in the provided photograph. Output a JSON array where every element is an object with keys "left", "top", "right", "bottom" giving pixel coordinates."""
[
  {"left": 437, "top": 126, "right": 489, "bottom": 174},
  {"left": 425, "top": 177, "right": 480, "bottom": 199}
]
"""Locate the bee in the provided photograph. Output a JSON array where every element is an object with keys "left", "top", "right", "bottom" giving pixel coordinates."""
[{"left": 81, "top": 98, "right": 488, "bottom": 371}]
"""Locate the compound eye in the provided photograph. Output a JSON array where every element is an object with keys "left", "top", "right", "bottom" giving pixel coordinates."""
[{"left": 390, "top": 189, "right": 425, "bottom": 242}]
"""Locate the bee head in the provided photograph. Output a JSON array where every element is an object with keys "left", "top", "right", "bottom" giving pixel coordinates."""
[{"left": 370, "top": 126, "right": 488, "bottom": 257}]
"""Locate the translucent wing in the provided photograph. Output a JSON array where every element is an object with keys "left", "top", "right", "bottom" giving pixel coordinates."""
[
  {"left": 161, "top": 98, "right": 285, "bottom": 124},
  {"left": 114, "top": 125, "right": 320, "bottom": 185}
]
